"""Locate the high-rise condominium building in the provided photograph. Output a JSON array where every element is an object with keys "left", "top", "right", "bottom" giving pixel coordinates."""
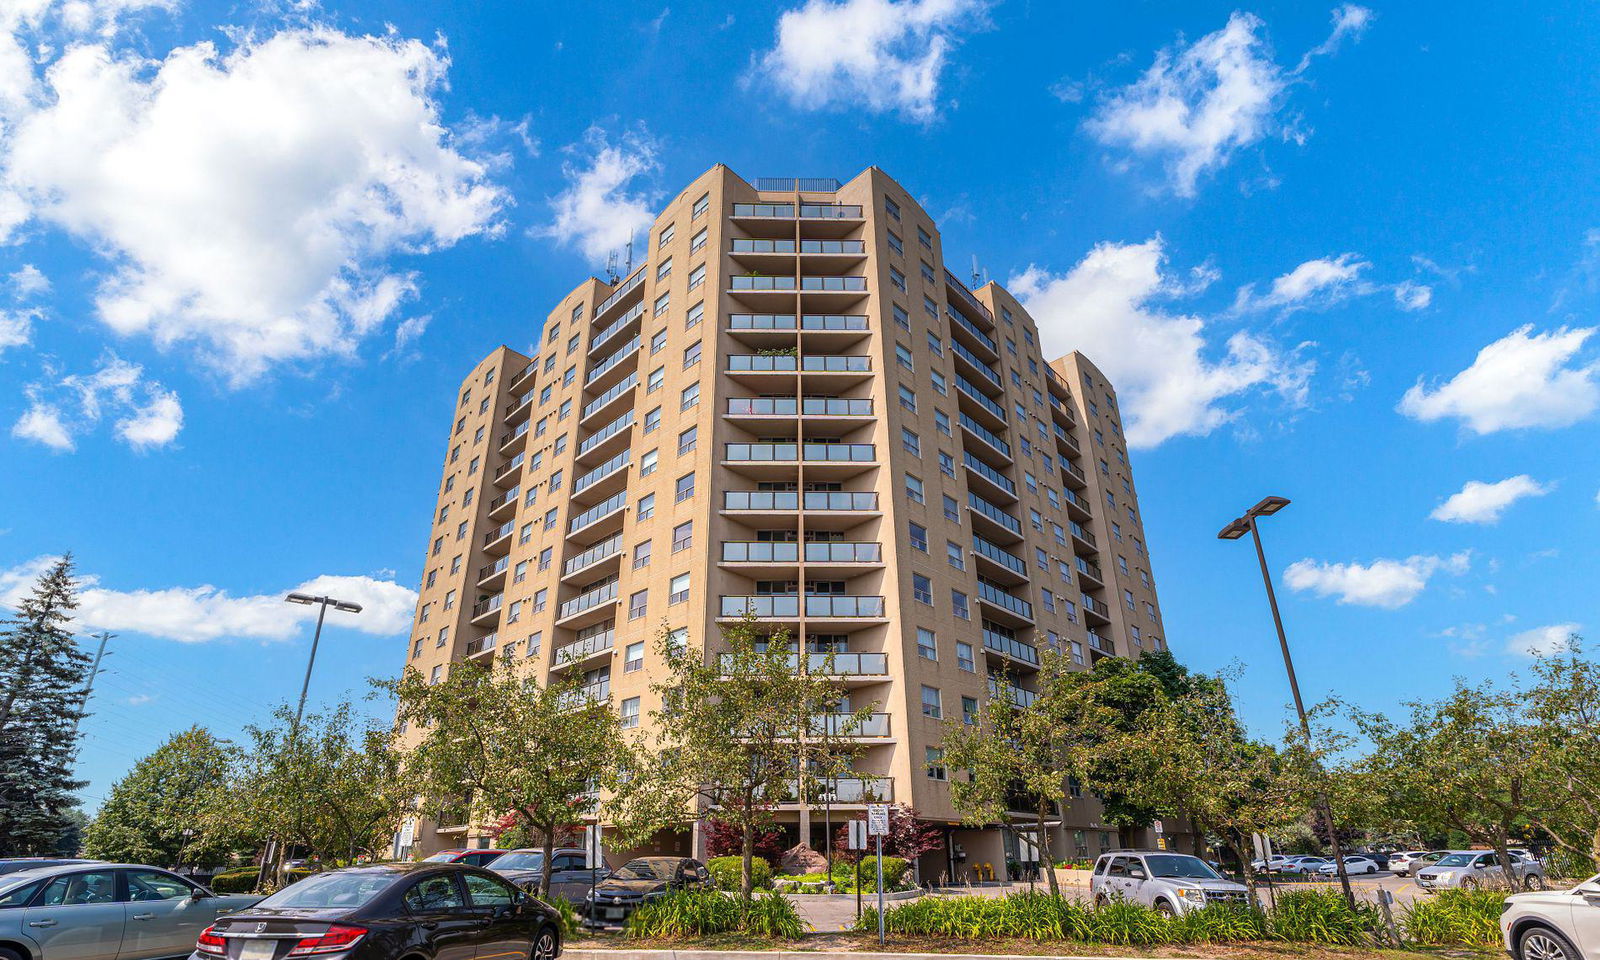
[{"left": 396, "top": 165, "right": 1178, "bottom": 881}]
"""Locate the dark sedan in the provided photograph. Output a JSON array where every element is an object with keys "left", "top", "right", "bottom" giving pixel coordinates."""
[
  {"left": 192, "top": 863, "right": 561, "bottom": 960},
  {"left": 581, "top": 858, "right": 712, "bottom": 928}
]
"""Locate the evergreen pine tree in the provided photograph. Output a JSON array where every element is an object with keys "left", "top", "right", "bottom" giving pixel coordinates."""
[{"left": 0, "top": 556, "right": 90, "bottom": 855}]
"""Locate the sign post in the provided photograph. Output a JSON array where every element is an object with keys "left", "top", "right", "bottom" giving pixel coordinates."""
[
  {"left": 868, "top": 804, "right": 890, "bottom": 946},
  {"left": 585, "top": 824, "right": 603, "bottom": 925}
]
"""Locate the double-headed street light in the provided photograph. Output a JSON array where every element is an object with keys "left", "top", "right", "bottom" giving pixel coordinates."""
[
  {"left": 1219, "top": 497, "right": 1356, "bottom": 908},
  {"left": 284, "top": 592, "right": 363, "bottom": 727}
]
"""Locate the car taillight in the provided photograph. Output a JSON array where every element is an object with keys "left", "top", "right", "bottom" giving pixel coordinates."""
[
  {"left": 196, "top": 926, "right": 228, "bottom": 958},
  {"left": 286, "top": 925, "right": 367, "bottom": 957}
]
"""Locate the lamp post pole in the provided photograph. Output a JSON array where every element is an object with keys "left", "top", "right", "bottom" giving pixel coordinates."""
[{"left": 1220, "top": 498, "right": 1355, "bottom": 909}]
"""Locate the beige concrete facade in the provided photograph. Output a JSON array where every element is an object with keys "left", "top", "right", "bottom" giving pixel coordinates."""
[{"left": 395, "top": 166, "right": 1184, "bottom": 882}]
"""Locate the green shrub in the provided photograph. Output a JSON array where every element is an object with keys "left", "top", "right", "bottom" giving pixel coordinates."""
[
  {"left": 1085, "top": 899, "right": 1175, "bottom": 945},
  {"left": 858, "top": 893, "right": 1269, "bottom": 946},
  {"left": 1268, "top": 889, "right": 1378, "bottom": 946},
  {"left": 705, "top": 855, "right": 773, "bottom": 891},
  {"left": 831, "top": 855, "right": 911, "bottom": 890},
  {"left": 1402, "top": 889, "right": 1504, "bottom": 947},
  {"left": 625, "top": 890, "right": 804, "bottom": 940},
  {"left": 1172, "top": 903, "right": 1269, "bottom": 942},
  {"left": 208, "top": 867, "right": 317, "bottom": 894}
]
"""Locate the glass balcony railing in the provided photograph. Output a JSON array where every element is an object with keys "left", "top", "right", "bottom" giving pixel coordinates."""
[
  {"left": 728, "top": 355, "right": 799, "bottom": 372},
  {"left": 802, "top": 314, "right": 870, "bottom": 331},
  {"left": 724, "top": 443, "right": 797, "bottom": 462},
  {"left": 786, "top": 776, "right": 893, "bottom": 803},
  {"left": 804, "top": 355, "right": 870, "bottom": 372},
  {"left": 590, "top": 300, "right": 645, "bottom": 355},
  {"left": 989, "top": 678, "right": 1037, "bottom": 708},
  {"left": 728, "top": 397, "right": 798, "bottom": 416},
  {"left": 953, "top": 341, "right": 1001, "bottom": 386},
  {"left": 721, "top": 541, "right": 800, "bottom": 563},
  {"left": 593, "top": 264, "right": 646, "bottom": 318},
  {"left": 983, "top": 629, "right": 1040, "bottom": 665},
  {"left": 578, "top": 411, "right": 634, "bottom": 457},
  {"left": 483, "top": 521, "right": 514, "bottom": 546},
  {"left": 729, "top": 313, "right": 798, "bottom": 331},
  {"left": 1069, "top": 521, "right": 1097, "bottom": 547},
  {"left": 1075, "top": 556, "right": 1104, "bottom": 582},
  {"left": 806, "top": 595, "right": 886, "bottom": 617},
  {"left": 478, "top": 557, "right": 509, "bottom": 583},
  {"left": 493, "top": 453, "right": 524, "bottom": 483},
  {"left": 810, "top": 712, "right": 890, "bottom": 736},
  {"left": 945, "top": 267, "right": 994, "bottom": 323},
  {"left": 487, "top": 486, "right": 519, "bottom": 513},
  {"left": 799, "top": 203, "right": 862, "bottom": 218},
  {"left": 972, "top": 536, "right": 1026, "bottom": 576},
  {"left": 721, "top": 595, "right": 800, "bottom": 617},
  {"left": 800, "top": 276, "right": 866, "bottom": 292},
  {"left": 806, "top": 491, "right": 878, "bottom": 511},
  {"left": 564, "top": 533, "right": 623, "bottom": 576},
  {"left": 569, "top": 490, "right": 627, "bottom": 534},
  {"left": 555, "top": 629, "right": 615, "bottom": 664},
  {"left": 1063, "top": 486, "right": 1093, "bottom": 513},
  {"left": 500, "top": 419, "right": 529, "bottom": 447},
  {"left": 804, "top": 442, "right": 875, "bottom": 462},
  {"left": 719, "top": 595, "right": 885, "bottom": 618},
  {"left": 804, "top": 542, "right": 882, "bottom": 563},
  {"left": 465, "top": 633, "right": 497, "bottom": 657},
  {"left": 732, "top": 239, "right": 797, "bottom": 253},
  {"left": 1082, "top": 594, "right": 1111, "bottom": 618},
  {"left": 963, "top": 452, "right": 1016, "bottom": 495},
  {"left": 947, "top": 308, "right": 997, "bottom": 352},
  {"left": 718, "top": 651, "right": 889, "bottom": 676},
  {"left": 955, "top": 374, "right": 1008, "bottom": 422},
  {"left": 559, "top": 579, "right": 619, "bottom": 620},
  {"left": 471, "top": 594, "right": 503, "bottom": 618},
  {"left": 582, "top": 373, "right": 638, "bottom": 420},
  {"left": 731, "top": 203, "right": 795, "bottom": 218},
  {"left": 572, "top": 449, "right": 630, "bottom": 495},
  {"left": 584, "top": 336, "right": 640, "bottom": 385},
  {"left": 959, "top": 412, "right": 1011, "bottom": 458},
  {"left": 967, "top": 492, "right": 1022, "bottom": 535},
  {"left": 802, "top": 239, "right": 866, "bottom": 254},
  {"left": 731, "top": 275, "right": 797, "bottom": 291},
  {"left": 721, "top": 490, "right": 878, "bottom": 511},
  {"left": 977, "top": 581, "right": 1033, "bottom": 620},
  {"left": 1088, "top": 632, "right": 1115, "bottom": 654}
]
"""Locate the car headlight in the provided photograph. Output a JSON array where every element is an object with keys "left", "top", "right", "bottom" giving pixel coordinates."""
[{"left": 1175, "top": 888, "right": 1205, "bottom": 903}]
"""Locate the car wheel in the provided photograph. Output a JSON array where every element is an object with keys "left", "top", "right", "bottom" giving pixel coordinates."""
[
  {"left": 531, "top": 925, "right": 559, "bottom": 960},
  {"left": 0, "top": 946, "right": 26, "bottom": 960},
  {"left": 1461, "top": 878, "right": 1478, "bottom": 890},
  {"left": 1524, "top": 874, "right": 1548, "bottom": 892},
  {"left": 1367, "top": 865, "right": 1377, "bottom": 874},
  {"left": 1154, "top": 900, "right": 1175, "bottom": 917},
  {"left": 1518, "top": 924, "right": 1581, "bottom": 960}
]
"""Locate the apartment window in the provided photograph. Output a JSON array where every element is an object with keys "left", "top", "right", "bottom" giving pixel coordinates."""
[
  {"left": 677, "top": 426, "right": 697, "bottom": 454},
  {"left": 532, "top": 588, "right": 548, "bottom": 613},
  {"left": 683, "top": 341, "right": 701, "bottom": 368},
  {"left": 946, "top": 541, "right": 964, "bottom": 570},
  {"left": 543, "top": 508, "right": 558, "bottom": 531},
  {"left": 527, "top": 631, "right": 542, "bottom": 658},
  {"left": 680, "top": 382, "right": 699, "bottom": 410},
  {"left": 420, "top": 601, "right": 432, "bottom": 623},
  {"left": 535, "top": 417, "right": 548, "bottom": 437},
  {"left": 653, "top": 292, "right": 670, "bottom": 316},
  {"left": 641, "top": 448, "right": 658, "bottom": 476},
  {"left": 902, "top": 428, "right": 920, "bottom": 456},
  {"left": 430, "top": 665, "right": 442, "bottom": 684},
  {"left": 920, "top": 260, "right": 935, "bottom": 284},
  {"left": 898, "top": 385, "right": 917, "bottom": 412},
  {"left": 436, "top": 626, "right": 449, "bottom": 648},
  {"left": 938, "top": 451, "right": 954, "bottom": 477},
  {"left": 437, "top": 504, "right": 450, "bottom": 524},
  {"left": 1146, "top": 601, "right": 1159, "bottom": 622},
  {"left": 633, "top": 540, "right": 652, "bottom": 569},
  {"left": 885, "top": 196, "right": 901, "bottom": 219},
  {"left": 624, "top": 641, "right": 645, "bottom": 673},
  {"left": 887, "top": 230, "right": 903, "bottom": 255},
  {"left": 1070, "top": 640, "right": 1085, "bottom": 665},
  {"left": 916, "top": 627, "right": 937, "bottom": 660},
  {"left": 616, "top": 696, "right": 642, "bottom": 730},
  {"left": 671, "top": 521, "right": 692, "bottom": 553},
  {"left": 1041, "top": 590, "right": 1055, "bottom": 613},
  {"left": 956, "top": 642, "right": 975, "bottom": 673},
  {"left": 644, "top": 407, "right": 662, "bottom": 433},
  {"left": 917, "top": 225, "right": 933, "bottom": 249},
  {"left": 686, "top": 300, "right": 704, "bottom": 329},
  {"left": 895, "top": 343, "right": 914, "bottom": 371},
  {"left": 925, "top": 746, "right": 947, "bottom": 781},
  {"left": 430, "top": 535, "right": 443, "bottom": 555},
  {"left": 553, "top": 433, "right": 567, "bottom": 455},
  {"left": 926, "top": 332, "right": 943, "bottom": 356},
  {"left": 908, "top": 522, "right": 928, "bottom": 552},
  {"left": 467, "top": 457, "right": 479, "bottom": 477},
  {"left": 669, "top": 573, "right": 690, "bottom": 605},
  {"left": 538, "top": 547, "right": 552, "bottom": 571},
  {"left": 923, "top": 295, "right": 937, "bottom": 319},
  {"left": 412, "top": 638, "right": 423, "bottom": 658},
  {"left": 690, "top": 226, "right": 707, "bottom": 253},
  {"left": 637, "top": 493, "right": 655, "bottom": 520},
  {"left": 558, "top": 399, "right": 572, "bottom": 421},
  {"left": 440, "top": 589, "right": 457, "bottom": 612},
  {"left": 921, "top": 685, "right": 943, "bottom": 719},
  {"left": 425, "top": 569, "right": 437, "bottom": 589},
  {"left": 905, "top": 474, "right": 924, "bottom": 504},
  {"left": 666, "top": 626, "right": 688, "bottom": 651},
  {"left": 657, "top": 258, "right": 672, "bottom": 282},
  {"left": 893, "top": 304, "right": 909, "bottom": 330},
  {"left": 647, "top": 366, "right": 665, "bottom": 392},
  {"left": 506, "top": 600, "right": 522, "bottom": 624},
  {"left": 952, "top": 589, "right": 969, "bottom": 619},
  {"left": 1130, "top": 625, "right": 1142, "bottom": 646},
  {"left": 943, "top": 495, "right": 959, "bottom": 523},
  {"left": 513, "top": 560, "right": 529, "bottom": 584},
  {"left": 675, "top": 472, "right": 696, "bottom": 502},
  {"left": 889, "top": 266, "right": 906, "bottom": 292},
  {"left": 455, "top": 520, "right": 468, "bottom": 541},
  {"left": 628, "top": 589, "right": 648, "bottom": 620},
  {"left": 450, "top": 554, "right": 463, "bottom": 574},
  {"left": 1125, "top": 589, "right": 1137, "bottom": 612},
  {"left": 693, "top": 192, "right": 709, "bottom": 218},
  {"left": 912, "top": 574, "right": 932, "bottom": 605},
  {"left": 543, "top": 355, "right": 556, "bottom": 373},
  {"left": 563, "top": 365, "right": 576, "bottom": 387},
  {"left": 518, "top": 521, "right": 532, "bottom": 544},
  {"left": 688, "top": 263, "right": 705, "bottom": 290},
  {"left": 549, "top": 469, "right": 563, "bottom": 492}
]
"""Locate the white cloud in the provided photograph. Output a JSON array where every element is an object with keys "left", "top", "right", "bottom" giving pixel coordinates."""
[
  {"left": 757, "top": 0, "right": 987, "bottom": 122},
  {"left": 1398, "top": 325, "right": 1600, "bottom": 434},
  {"left": 1393, "top": 279, "right": 1431, "bottom": 311},
  {"left": 1010, "top": 237, "right": 1311, "bottom": 448},
  {"left": 9, "top": 263, "right": 48, "bottom": 297},
  {"left": 1430, "top": 475, "right": 1552, "bottom": 525},
  {"left": 0, "top": 308, "right": 31, "bottom": 352},
  {"left": 1283, "top": 551, "right": 1471, "bottom": 609},
  {"left": 1507, "top": 622, "right": 1580, "bottom": 658},
  {"left": 1233, "top": 253, "right": 1370, "bottom": 313},
  {"left": 1087, "top": 7, "right": 1369, "bottom": 196},
  {"left": 0, "top": 555, "right": 418, "bottom": 643},
  {"left": 0, "top": 27, "right": 505, "bottom": 383},
  {"left": 540, "top": 126, "right": 659, "bottom": 264},
  {"left": 11, "top": 354, "right": 183, "bottom": 450}
]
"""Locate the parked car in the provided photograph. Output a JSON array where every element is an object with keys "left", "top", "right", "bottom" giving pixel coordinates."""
[
  {"left": 1315, "top": 856, "right": 1382, "bottom": 876},
  {"left": 1090, "top": 851, "right": 1250, "bottom": 917},
  {"left": 1248, "top": 855, "right": 1292, "bottom": 872},
  {"left": 0, "top": 862, "right": 260, "bottom": 960},
  {"left": 1388, "top": 851, "right": 1434, "bottom": 876},
  {"left": 581, "top": 857, "right": 713, "bottom": 927},
  {"left": 1278, "top": 856, "right": 1330, "bottom": 875},
  {"left": 1500, "top": 873, "right": 1600, "bottom": 960},
  {"left": 1361, "top": 852, "right": 1391, "bottom": 870},
  {"left": 420, "top": 849, "right": 508, "bottom": 868},
  {"left": 193, "top": 862, "right": 563, "bottom": 960},
  {"left": 1417, "top": 850, "right": 1546, "bottom": 892},
  {"left": 487, "top": 848, "right": 600, "bottom": 904},
  {"left": 0, "top": 860, "right": 96, "bottom": 877}
]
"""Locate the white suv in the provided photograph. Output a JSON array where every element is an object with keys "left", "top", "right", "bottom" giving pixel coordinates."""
[
  {"left": 1090, "top": 851, "right": 1250, "bottom": 917},
  {"left": 1500, "top": 874, "right": 1600, "bottom": 959}
]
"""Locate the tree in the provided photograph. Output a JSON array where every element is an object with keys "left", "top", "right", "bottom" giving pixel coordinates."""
[
  {"left": 390, "top": 653, "right": 634, "bottom": 898},
  {"left": 82, "top": 727, "right": 240, "bottom": 866},
  {"left": 829, "top": 803, "right": 941, "bottom": 859},
  {"left": 705, "top": 820, "right": 787, "bottom": 861},
  {"left": 614, "top": 614, "right": 871, "bottom": 900},
  {"left": 942, "top": 650, "right": 1118, "bottom": 897},
  {"left": 0, "top": 556, "right": 90, "bottom": 855},
  {"left": 1521, "top": 640, "right": 1600, "bottom": 871},
  {"left": 228, "top": 703, "right": 413, "bottom": 867},
  {"left": 1352, "top": 682, "right": 1545, "bottom": 888}
]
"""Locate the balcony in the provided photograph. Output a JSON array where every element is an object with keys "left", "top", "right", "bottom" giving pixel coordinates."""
[
  {"left": 971, "top": 536, "right": 1028, "bottom": 585},
  {"left": 465, "top": 632, "right": 498, "bottom": 658},
  {"left": 967, "top": 492, "right": 1023, "bottom": 543},
  {"left": 1075, "top": 555, "right": 1104, "bottom": 588},
  {"left": 499, "top": 419, "right": 529, "bottom": 454},
  {"left": 576, "top": 410, "right": 634, "bottom": 465},
  {"left": 724, "top": 312, "right": 870, "bottom": 347},
  {"left": 781, "top": 776, "right": 893, "bottom": 805},
  {"left": 553, "top": 629, "right": 616, "bottom": 668},
  {"left": 571, "top": 449, "right": 631, "bottom": 502},
  {"left": 945, "top": 268, "right": 995, "bottom": 326},
  {"left": 1062, "top": 457, "right": 1089, "bottom": 489},
  {"left": 959, "top": 412, "right": 1012, "bottom": 463},
  {"left": 954, "top": 374, "right": 1009, "bottom": 428},
  {"left": 567, "top": 490, "right": 627, "bottom": 540},
  {"left": 1054, "top": 423, "right": 1081, "bottom": 456},
  {"left": 725, "top": 353, "right": 872, "bottom": 388},
  {"left": 724, "top": 397, "right": 874, "bottom": 423},
  {"left": 976, "top": 580, "right": 1034, "bottom": 625},
  {"left": 1082, "top": 593, "right": 1112, "bottom": 626},
  {"left": 1088, "top": 632, "right": 1116, "bottom": 658},
  {"left": 563, "top": 532, "right": 623, "bottom": 581},
  {"left": 952, "top": 340, "right": 1002, "bottom": 390},
  {"left": 983, "top": 628, "right": 1041, "bottom": 668},
  {"left": 717, "top": 595, "right": 887, "bottom": 622},
  {"left": 722, "top": 442, "right": 877, "bottom": 480},
  {"left": 720, "top": 490, "right": 880, "bottom": 528},
  {"left": 946, "top": 308, "right": 998, "bottom": 358},
  {"left": 487, "top": 486, "right": 519, "bottom": 522},
  {"left": 593, "top": 263, "right": 647, "bottom": 321},
  {"left": 810, "top": 712, "right": 891, "bottom": 738},
  {"left": 504, "top": 388, "right": 533, "bottom": 423},
  {"left": 718, "top": 651, "right": 890, "bottom": 682},
  {"left": 492, "top": 452, "right": 524, "bottom": 487},
  {"left": 556, "top": 578, "right": 620, "bottom": 627},
  {"left": 506, "top": 361, "right": 536, "bottom": 394},
  {"left": 581, "top": 372, "right": 638, "bottom": 426},
  {"left": 963, "top": 451, "right": 1017, "bottom": 502},
  {"left": 482, "top": 521, "right": 514, "bottom": 555},
  {"left": 988, "top": 678, "right": 1038, "bottom": 709},
  {"left": 589, "top": 300, "right": 645, "bottom": 357},
  {"left": 1069, "top": 520, "right": 1098, "bottom": 553},
  {"left": 1062, "top": 486, "right": 1093, "bottom": 522},
  {"left": 584, "top": 335, "right": 640, "bottom": 391},
  {"left": 470, "top": 593, "right": 503, "bottom": 624},
  {"left": 477, "top": 556, "right": 509, "bottom": 589},
  {"left": 728, "top": 202, "right": 863, "bottom": 238}
]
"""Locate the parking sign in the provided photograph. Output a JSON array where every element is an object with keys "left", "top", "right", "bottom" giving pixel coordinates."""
[{"left": 867, "top": 804, "right": 890, "bottom": 836}]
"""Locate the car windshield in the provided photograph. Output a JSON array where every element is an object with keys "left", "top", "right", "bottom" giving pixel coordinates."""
[
  {"left": 254, "top": 872, "right": 395, "bottom": 909},
  {"left": 1145, "top": 855, "right": 1221, "bottom": 880},
  {"left": 421, "top": 854, "right": 458, "bottom": 863},
  {"left": 1435, "top": 854, "right": 1475, "bottom": 867},
  {"left": 486, "top": 852, "right": 543, "bottom": 870},
  {"left": 611, "top": 859, "right": 674, "bottom": 881}
]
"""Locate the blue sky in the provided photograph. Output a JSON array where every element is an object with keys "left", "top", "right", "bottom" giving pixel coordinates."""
[{"left": 1, "top": 0, "right": 1597, "bottom": 809}]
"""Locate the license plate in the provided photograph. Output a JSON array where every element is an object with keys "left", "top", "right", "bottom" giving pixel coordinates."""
[
  {"left": 605, "top": 908, "right": 625, "bottom": 919},
  {"left": 241, "top": 941, "right": 276, "bottom": 960}
]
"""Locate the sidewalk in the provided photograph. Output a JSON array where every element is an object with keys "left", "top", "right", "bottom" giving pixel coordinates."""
[{"left": 565, "top": 951, "right": 1179, "bottom": 960}]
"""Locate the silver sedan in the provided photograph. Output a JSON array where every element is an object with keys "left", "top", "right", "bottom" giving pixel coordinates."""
[{"left": 0, "top": 863, "right": 261, "bottom": 960}]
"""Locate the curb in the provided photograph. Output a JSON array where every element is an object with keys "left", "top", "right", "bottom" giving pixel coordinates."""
[{"left": 565, "top": 952, "right": 1191, "bottom": 960}]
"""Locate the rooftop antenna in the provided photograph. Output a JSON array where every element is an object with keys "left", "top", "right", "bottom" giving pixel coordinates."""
[
  {"left": 971, "top": 254, "right": 982, "bottom": 288},
  {"left": 605, "top": 250, "right": 619, "bottom": 285},
  {"left": 624, "top": 231, "right": 636, "bottom": 275}
]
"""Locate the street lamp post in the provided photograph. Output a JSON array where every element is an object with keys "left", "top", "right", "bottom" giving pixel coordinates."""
[{"left": 1218, "top": 497, "right": 1356, "bottom": 909}]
